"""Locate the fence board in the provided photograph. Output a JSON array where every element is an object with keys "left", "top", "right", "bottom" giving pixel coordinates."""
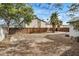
[{"left": 9, "top": 28, "right": 69, "bottom": 34}]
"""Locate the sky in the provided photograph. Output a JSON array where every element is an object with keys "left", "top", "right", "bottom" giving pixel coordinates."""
[
  {"left": 30, "top": 3, "right": 72, "bottom": 25},
  {"left": 0, "top": 3, "right": 78, "bottom": 25}
]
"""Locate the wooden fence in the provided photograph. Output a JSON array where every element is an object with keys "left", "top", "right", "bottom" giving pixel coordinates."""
[{"left": 9, "top": 28, "right": 69, "bottom": 34}]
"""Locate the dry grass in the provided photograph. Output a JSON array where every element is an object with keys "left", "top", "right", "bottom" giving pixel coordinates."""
[{"left": 0, "top": 32, "right": 79, "bottom": 56}]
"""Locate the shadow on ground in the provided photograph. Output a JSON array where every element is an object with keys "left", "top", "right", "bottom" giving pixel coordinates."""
[
  {"left": 60, "top": 42, "right": 79, "bottom": 56},
  {"left": 45, "top": 34, "right": 79, "bottom": 56},
  {"left": 0, "top": 33, "right": 79, "bottom": 56}
]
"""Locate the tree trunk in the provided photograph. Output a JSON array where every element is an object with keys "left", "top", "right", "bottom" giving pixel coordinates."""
[
  {"left": 57, "top": 25, "right": 60, "bottom": 31},
  {"left": 4, "top": 19, "right": 10, "bottom": 41},
  {"left": 52, "top": 25, "right": 56, "bottom": 33},
  {"left": 5, "top": 18, "right": 10, "bottom": 35},
  {"left": 5, "top": 19, "right": 10, "bottom": 35}
]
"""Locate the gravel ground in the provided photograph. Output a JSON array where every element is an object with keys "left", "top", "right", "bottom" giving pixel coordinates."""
[{"left": 0, "top": 32, "right": 79, "bottom": 56}]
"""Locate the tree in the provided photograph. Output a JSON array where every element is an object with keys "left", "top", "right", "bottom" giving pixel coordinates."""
[
  {"left": 69, "top": 4, "right": 79, "bottom": 13},
  {"left": 57, "top": 20, "right": 62, "bottom": 31},
  {"left": 50, "top": 12, "right": 58, "bottom": 32},
  {"left": 0, "top": 3, "right": 34, "bottom": 34},
  {"left": 50, "top": 12, "right": 62, "bottom": 32}
]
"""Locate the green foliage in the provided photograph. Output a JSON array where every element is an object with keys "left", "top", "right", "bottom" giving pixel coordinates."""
[
  {"left": 50, "top": 12, "right": 58, "bottom": 24},
  {"left": 0, "top": 3, "right": 16, "bottom": 20},
  {"left": 50, "top": 12, "right": 62, "bottom": 25},
  {"left": 50, "top": 12, "right": 62, "bottom": 32},
  {"left": 0, "top": 3, "right": 34, "bottom": 27}
]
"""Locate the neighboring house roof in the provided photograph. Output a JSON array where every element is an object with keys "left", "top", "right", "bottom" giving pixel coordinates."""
[
  {"left": 34, "top": 16, "right": 50, "bottom": 25},
  {"left": 38, "top": 19, "right": 50, "bottom": 25},
  {"left": 68, "top": 17, "right": 79, "bottom": 23}
]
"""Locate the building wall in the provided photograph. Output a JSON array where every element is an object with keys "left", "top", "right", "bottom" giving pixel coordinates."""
[
  {"left": 40, "top": 21, "right": 47, "bottom": 28},
  {"left": 24, "top": 19, "right": 51, "bottom": 28},
  {"left": 25, "top": 19, "right": 38, "bottom": 28},
  {"left": 46, "top": 25, "right": 52, "bottom": 28},
  {"left": 69, "top": 25, "right": 79, "bottom": 37},
  {"left": 60, "top": 25, "right": 70, "bottom": 28}
]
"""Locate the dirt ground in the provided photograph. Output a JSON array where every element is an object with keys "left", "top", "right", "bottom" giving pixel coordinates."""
[{"left": 0, "top": 32, "right": 79, "bottom": 56}]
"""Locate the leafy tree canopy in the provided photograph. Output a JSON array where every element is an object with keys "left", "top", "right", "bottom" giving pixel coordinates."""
[{"left": 0, "top": 3, "right": 34, "bottom": 27}]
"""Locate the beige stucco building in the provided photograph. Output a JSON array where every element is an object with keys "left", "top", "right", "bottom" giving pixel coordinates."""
[{"left": 23, "top": 19, "right": 52, "bottom": 28}]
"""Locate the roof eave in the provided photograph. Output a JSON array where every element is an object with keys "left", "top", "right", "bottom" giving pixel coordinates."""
[{"left": 67, "top": 20, "right": 79, "bottom": 23}]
